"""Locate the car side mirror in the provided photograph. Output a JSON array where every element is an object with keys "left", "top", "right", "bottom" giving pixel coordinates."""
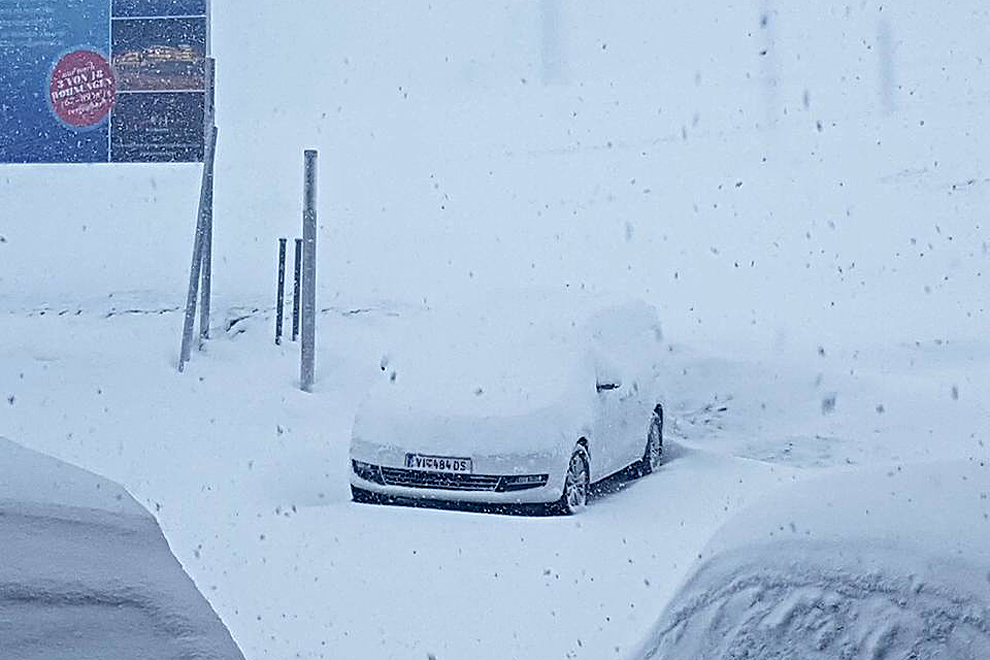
[{"left": 596, "top": 380, "right": 621, "bottom": 393}]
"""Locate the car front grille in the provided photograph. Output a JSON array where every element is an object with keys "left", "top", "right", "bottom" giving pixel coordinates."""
[{"left": 380, "top": 467, "right": 502, "bottom": 491}]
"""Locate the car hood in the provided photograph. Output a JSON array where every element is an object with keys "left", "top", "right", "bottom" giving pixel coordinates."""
[{"left": 352, "top": 389, "right": 588, "bottom": 459}]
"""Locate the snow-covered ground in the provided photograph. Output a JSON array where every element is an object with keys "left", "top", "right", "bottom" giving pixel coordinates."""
[
  {"left": 0, "top": 436, "right": 244, "bottom": 659},
  {"left": 2, "top": 300, "right": 987, "bottom": 658},
  {"left": 2, "top": 0, "right": 990, "bottom": 657}
]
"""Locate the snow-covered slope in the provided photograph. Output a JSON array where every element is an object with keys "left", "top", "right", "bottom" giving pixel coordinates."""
[
  {"left": 0, "top": 437, "right": 245, "bottom": 660},
  {"left": 2, "top": 0, "right": 988, "bottom": 349},
  {"left": 631, "top": 460, "right": 990, "bottom": 659}
]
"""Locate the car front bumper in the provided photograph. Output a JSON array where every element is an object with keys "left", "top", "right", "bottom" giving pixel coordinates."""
[
  {"left": 349, "top": 432, "right": 571, "bottom": 505},
  {"left": 350, "top": 459, "right": 565, "bottom": 505}
]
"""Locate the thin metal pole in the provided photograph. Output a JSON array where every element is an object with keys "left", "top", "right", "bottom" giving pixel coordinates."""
[
  {"left": 179, "top": 125, "right": 218, "bottom": 372},
  {"left": 275, "top": 238, "right": 287, "bottom": 345},
  {"left": 203, "top": 58, "right": 216, "bottom": 158},
  {"left": 292, "top": 237, "right": 302, "bottom": 342},
  {"left": 198, "top": 204, "right": 212, "bottom": 342},
  {"left": 198, "top": 58, "right": 216, "bottom": 345},
  {"left": 300, "top": 150, "right": 318, "bottom": 392}
]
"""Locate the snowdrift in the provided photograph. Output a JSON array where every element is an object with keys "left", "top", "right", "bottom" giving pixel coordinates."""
[
  {"left": 0, "top": 436, "right": 245, "bottom": 660},
  {"left": 632, "top": 461, "right": 990, "bottom": 659}
]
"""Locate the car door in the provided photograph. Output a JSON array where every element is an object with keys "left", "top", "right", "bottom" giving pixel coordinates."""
[
  {"left": 591, "top": 356, "right": 640, "bottom": 477},
  {"left": 616, "top": 363, "right": 655, "bottom": 468},
  {"left": 585, "top": 301, "right": 663, "bottom": 471}
]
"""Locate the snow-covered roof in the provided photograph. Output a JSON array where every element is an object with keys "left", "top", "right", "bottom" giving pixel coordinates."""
[
  {"left": 0, "top": 436, "right": 147, "bottom": 518},
  {"left": 369, "top": 290, "right": 661, "bottom": 416},
  {"left": 0, "top": 437, "right": 245, "bottom": 660},
  {"left": 632, "top": 461, "right": 990, "bottom": 659}
]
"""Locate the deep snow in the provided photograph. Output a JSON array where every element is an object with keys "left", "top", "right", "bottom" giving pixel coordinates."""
[
  {"left": 2, "top": 302, "right": 988, "bottom": 658},
  {"left": 2, "top": 0, "right": 990, "bottom": 658},
  {"left": 2, "top": 304, "right": 792, "bottom": 659}
]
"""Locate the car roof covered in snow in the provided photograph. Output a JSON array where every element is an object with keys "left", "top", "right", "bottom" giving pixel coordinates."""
[
  {"left": 0, "top": 436, "right": 148, "bottom": 518},
  {"left": 630, "top": 461, "right": 990, "bottom": 660},
  {"left": 0, "top": 437, "right": 246, "bottom": 660},
  {"left": 369, "top": 290, "right": 662, "bottom": 416}
]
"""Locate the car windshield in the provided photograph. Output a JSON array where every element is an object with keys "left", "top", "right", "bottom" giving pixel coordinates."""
[{"left": 372, "top": 300, "right": 590, "bottom": 415}]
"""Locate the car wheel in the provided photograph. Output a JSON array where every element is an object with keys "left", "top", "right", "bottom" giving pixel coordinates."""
[
  {"left": 351, "top": 485, "right": 381, "bottom": 504},
  {"left": 554, "top": 445, "right": 590, "bottom": 515},
  {"left": 638, "top": 406, "right": 664, "bottom": 476}
]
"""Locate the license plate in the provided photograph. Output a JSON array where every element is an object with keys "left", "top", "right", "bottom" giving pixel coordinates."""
[{"left": 405, "top": 454, "right": 472, "bottom": 474}]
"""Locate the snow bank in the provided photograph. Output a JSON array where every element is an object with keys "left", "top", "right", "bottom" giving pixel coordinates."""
[
  {"left": 632, "top": 460, "right": 990, "bottom": 659},
  {"left": 0, "top": 436, "right": 245, "bottom": 660}
]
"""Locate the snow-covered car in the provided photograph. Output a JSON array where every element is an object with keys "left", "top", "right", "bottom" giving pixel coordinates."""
[
  {"left": 630, "top": 460, "right": 990, "bottom": 659},
  {"left": 349, "top": 296, "right": 667, "bottom": 514},
  {"left": 0, "top": 437, "right": 245, "bottom": 660}
]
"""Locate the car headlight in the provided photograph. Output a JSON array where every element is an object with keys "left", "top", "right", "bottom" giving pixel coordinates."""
[
  {"left": 352, "top": 460, "right": 384, "bottom": 484},
  {"left": 497, "top": 474, "right": 549, "bottom": 492}
]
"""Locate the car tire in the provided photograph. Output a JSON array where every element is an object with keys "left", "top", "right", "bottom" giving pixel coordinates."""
[
  {"left": 637, "top": 405, "right": 664, "bottom": 476},
  {"left": 351, "top": 485, "right": 381, "bottom": 504},
  {"left": 553, "top": 445, "right": 591, "bottom": 515}
]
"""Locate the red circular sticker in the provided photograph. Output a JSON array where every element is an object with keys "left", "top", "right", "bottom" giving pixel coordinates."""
[{"left": 49, "top": 50, "right": 116, "bottom": 129}]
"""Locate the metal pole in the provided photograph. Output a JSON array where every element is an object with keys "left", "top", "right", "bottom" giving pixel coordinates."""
[
  {"left": 300, "top": 150, "right": 318, "bottom": 392},
  {"left": 198, "top": 195, "right": 213, "bottom": 343},
  {"left": 179, "top": 125, "right": 218, "bottom": 372},
  {"left": 275, "top": 238, "right": 287, "bottom": 345},
  {"left": 198, "top": 58, "right": 216, "bottom": 345},
  {"left": 203, "top": 58, "right": 216, "bottom": 160},
  {"left": 292, "top": 237, "right": 302, "bottom": 342}
]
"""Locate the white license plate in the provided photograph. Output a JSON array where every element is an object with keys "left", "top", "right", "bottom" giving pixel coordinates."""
[{"left": 405, "top": 454, "right": 472, "bottom": 474}]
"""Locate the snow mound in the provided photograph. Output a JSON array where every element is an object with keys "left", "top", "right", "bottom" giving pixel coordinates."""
[
  {"left": 0, "top": 437, "right": 245, "bottom": 660},
  {"left": 638, "top": 543, "right": 990, "bottom": 660},
  {"left": 633, "top": 461, "right": 990, "bottom": 659}
]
